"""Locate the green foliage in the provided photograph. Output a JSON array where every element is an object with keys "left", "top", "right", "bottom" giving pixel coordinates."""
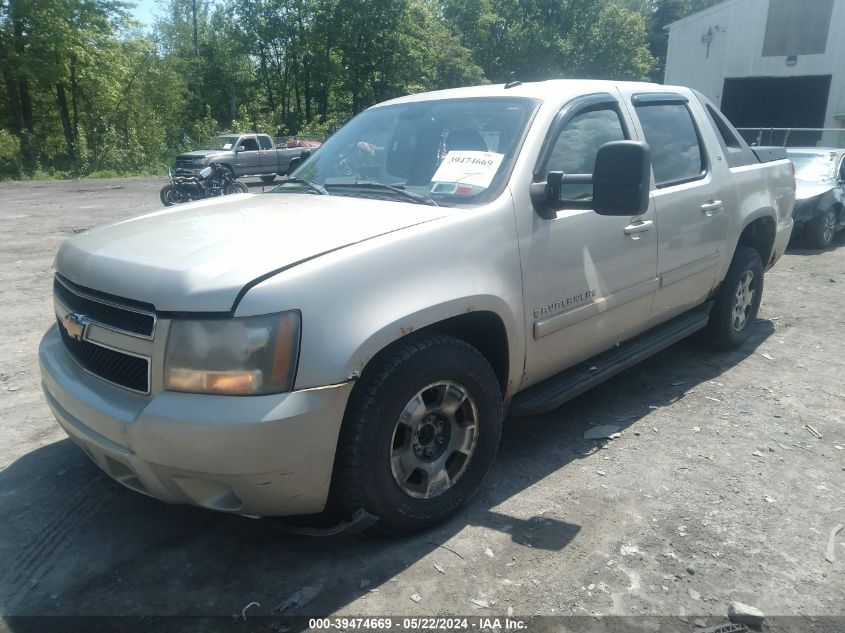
[
  {"left": 2, "top": 0, "right": 719, "bottom": 180},
  {"left": 0, "top": 128, "right": 22, "bottom": 177}
]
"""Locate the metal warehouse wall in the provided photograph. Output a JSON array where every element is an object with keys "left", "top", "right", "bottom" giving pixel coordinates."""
[{"left": 664, "top": 0, "right": 845, "bottom": 136}]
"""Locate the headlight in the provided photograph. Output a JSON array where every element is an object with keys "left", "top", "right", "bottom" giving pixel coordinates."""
[{"left": 164, "top": 311, "right": 300, "bottom": 396}]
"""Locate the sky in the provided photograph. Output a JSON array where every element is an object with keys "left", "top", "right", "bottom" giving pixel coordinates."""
[{"left": 129, "top": 0, "right": 158, "bottom": 27}]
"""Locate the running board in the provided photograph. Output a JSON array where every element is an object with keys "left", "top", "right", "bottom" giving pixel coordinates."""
[{"left": 509, "top": 303, "right": 713, "bottom": 417}]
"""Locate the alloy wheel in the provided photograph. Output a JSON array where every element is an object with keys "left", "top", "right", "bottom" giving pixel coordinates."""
[
  {"left": 732, "top": 270, "right": 755, "bottom": 332},
  {"left": 823, "top": 211, "right": 836, "bottom": 245},
  {"left": 389, "top": 381, "right": 479, "bottom": 499}
]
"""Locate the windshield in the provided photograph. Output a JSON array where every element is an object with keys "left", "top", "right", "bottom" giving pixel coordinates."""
[
  {"left": 788, "top": 152, "right": 834, "bottom": 181},
  {"left": 205, "top": 135, "right": 241, "bottom": 151},
  {"left": 287, "top": 97, "right": 538, "bottom": 206}
]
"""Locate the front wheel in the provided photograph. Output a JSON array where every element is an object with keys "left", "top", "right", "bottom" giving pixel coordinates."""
[
  {"left": 335, "top": 334, "right": 503, "bottom": 534},
  {"left": 159, "top": 184, "right": 186, "bottom": 206},
  {"left": 224, "top": 181, "right": 248, "bottom": 195},
  {"left": 806, "top": 207, "right": 837, "bottom": 249},
  {"left": 703, "top": 246, "right": 764, "bottom": 349}
]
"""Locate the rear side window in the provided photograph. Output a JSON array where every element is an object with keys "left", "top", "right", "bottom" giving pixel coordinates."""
[
  {"left": 258, "top": 135, "right": 273, "bottom": 150},
  {"left": 705, "top": 105, "right": 741, "bottom": 149},
  {"left": 545, "top": 107, "right": 627, "bottom": 202},
  {"left": 635, "top": 104, "right": 705, "bottom": 187}
]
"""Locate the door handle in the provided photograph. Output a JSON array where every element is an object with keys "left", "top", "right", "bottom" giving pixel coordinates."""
[
  {"left": 701, "top": 199, "right": 723, "bottom": 216},
  {"left": 623, "top": 219, "right": 654, "bottom": 237}
]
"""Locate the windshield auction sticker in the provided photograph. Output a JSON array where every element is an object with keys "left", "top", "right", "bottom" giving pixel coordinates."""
[{"left": 431, "top": 151, "right": 505, "bottom": 189}]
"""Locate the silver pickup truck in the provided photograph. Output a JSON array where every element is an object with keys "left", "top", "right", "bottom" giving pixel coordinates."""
[
  {"left": 172, "top": 134, "right": 318, "bottom": 183},
  {"left": 40, "top": 80, "right": 794, "bottom": 534}
]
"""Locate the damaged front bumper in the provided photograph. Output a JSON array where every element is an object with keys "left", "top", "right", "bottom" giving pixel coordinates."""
[{"left": 793, "top": 187, "right": 844, "bottom": 228}]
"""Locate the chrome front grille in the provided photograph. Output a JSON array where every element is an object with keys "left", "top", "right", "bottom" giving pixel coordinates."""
[
  {"left": 173, "top": 156, "right": 199, "bottom": 171},
  {"left": 53, "top": 277, "right": 155, "bottom": 337},
  {"left": 53, "top": 275, "right": 156, "bottom": 394}
]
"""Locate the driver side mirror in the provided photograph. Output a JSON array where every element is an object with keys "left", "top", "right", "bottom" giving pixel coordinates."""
[
  {"left": 592, "top": 141, "right": 651, "bottom": 216},
  {"left": 530, "top": 140, "right": 651, "bottom": 219},
  {"left": 235, "top": 145, "right": 246, "bottom": 153}
]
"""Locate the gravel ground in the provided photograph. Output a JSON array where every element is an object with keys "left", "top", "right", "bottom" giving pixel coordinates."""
[{"left": 0, "top": 177, "right": 843, "bottom": 630}]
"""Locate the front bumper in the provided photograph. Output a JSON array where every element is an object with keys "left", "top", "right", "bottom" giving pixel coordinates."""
[{"left": 39, "top": 324, "right": 353, "bottom": 517}]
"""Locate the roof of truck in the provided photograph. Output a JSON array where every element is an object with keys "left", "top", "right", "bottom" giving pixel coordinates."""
[{"left": 375, "top": 79, "right": 676, "bottom": 108}]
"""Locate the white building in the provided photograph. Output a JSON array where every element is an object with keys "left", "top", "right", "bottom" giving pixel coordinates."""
[{"left": 664, "top": 0, "right": 845, "bottom": 146}]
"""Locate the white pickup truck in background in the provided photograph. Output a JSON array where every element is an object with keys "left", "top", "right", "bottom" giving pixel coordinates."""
[{"left": 40, "top": 80, "right": 794, "bottom": 534}]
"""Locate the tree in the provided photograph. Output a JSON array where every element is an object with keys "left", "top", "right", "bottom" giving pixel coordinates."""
[
  {"left": 0, "top": 0, "right": 719, "bottom": 179},
  {"left": 441, "top": 0, "right": 655, "bottom": 83}
]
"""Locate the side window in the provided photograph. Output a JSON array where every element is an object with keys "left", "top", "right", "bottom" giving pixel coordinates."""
[
  {"left": 705, "top": 105, "right": 741, "bottom": 149},
  {"left": 545, "top": 107, "right": 627, "bottom": 202},
  {"left": 240, "top": 137, "right": 259, "bottom": 152},
  {"left": 635, "top": 103, "right": 705, "bottom": 187},
  {"left": 258, "top": 135, "right": 273, "bottom": 150}
]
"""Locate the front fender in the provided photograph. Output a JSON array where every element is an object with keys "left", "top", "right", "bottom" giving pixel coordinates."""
[
  {"left": 344, "top": 295, "right": 516, "bottom": 380},
  {"left": 234, "top": 198, "right": 526, "bottom": 393},
  {"left": 793, "top": 191, "right": 840, "bottom": 226}
]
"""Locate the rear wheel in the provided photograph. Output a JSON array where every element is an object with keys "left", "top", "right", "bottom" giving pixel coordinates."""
[
  {"left": 806, "top": 207, "right": 837, "bottom": 249},
  {"left": 159, "top": 184, "right": 185, "bottom": 206},
  {"left": 285, "top": 158, "right": 301, "bottom": 175},
  {"left": 703, "top": 246, "right": 764, "bottom": 349},
  {"left": 335, "top": 334, "right": 503, "bottom": 534}
]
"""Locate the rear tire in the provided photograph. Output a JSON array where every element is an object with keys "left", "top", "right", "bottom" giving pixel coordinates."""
[
  {"left": 703, "top": 246, "right": 764, "bottom": 350},
  {"left": 335, "top": 334, "right": 503, "bottom": 535},
  {"left": 806, "top": 207, "right": 837, "bottom": 249},
  {"left": 224, "top": 181, "right": 248, "bottom": 195}
]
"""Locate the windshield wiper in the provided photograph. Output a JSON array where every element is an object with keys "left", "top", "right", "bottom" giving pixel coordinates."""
[
  {"left": 327, "top": 181, "right": 438, "bottom": 206},
  {"left": 273, "top": 177, "right": 329, "bottom": 195}
]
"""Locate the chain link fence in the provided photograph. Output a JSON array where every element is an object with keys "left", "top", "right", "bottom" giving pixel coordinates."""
[{"left": 736, "top": 128, "right": 845, "bottom": 149}]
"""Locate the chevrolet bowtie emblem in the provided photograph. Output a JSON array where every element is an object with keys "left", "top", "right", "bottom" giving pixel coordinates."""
[{"left": 62, "top": 313, "right": 88, "bottom": 340}]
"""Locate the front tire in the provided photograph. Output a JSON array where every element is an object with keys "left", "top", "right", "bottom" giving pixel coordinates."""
[
  {"left": 806, "top": 207, "right": 837, "bottom": 249},
  {"left": 335, "top": 334, "right": 503, "bottom": 534},
  {"left": 704, "top": 246, "right": 764, "bottom": 349},
  {"left": 159, "top": 184, "right": 185, "bottom": 206}
]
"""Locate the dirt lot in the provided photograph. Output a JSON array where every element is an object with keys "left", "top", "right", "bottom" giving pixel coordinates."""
[{"left": 1, "top": 177, "right": 843, "bottom": 630}]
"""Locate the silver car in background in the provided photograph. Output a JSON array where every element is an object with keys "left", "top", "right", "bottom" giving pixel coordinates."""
[{"left": 786, "top": 148, "right": 845, "bottom": 248}]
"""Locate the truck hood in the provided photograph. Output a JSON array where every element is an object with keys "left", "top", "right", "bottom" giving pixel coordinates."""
[
  {"left": 55, "top": 193, "right": 446, "bottom": 312},
  {"left": 176, "top": 150, "right": 226, "bottom": 159}
]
